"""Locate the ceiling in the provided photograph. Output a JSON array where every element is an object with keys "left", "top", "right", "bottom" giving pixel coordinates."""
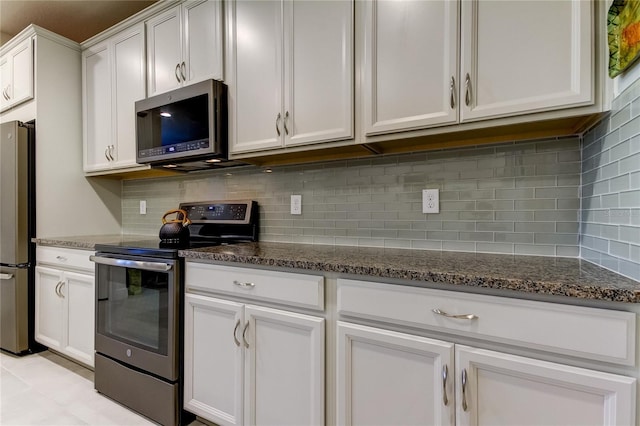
[{"left": 0, "top": 0, "right": 157, "bottom": 46}]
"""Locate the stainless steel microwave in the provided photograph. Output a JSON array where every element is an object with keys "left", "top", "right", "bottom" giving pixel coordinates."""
[{"left": 135, "top": 79, "right": 228, "bottom": 169}]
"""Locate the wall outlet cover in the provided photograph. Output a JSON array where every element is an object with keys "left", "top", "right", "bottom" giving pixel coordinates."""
[
  {"left": 422, "top": 189, "right": 439, "bottom": 214},
  {"left": 291, "top": 195, "right": 302, "bottom": 215}
]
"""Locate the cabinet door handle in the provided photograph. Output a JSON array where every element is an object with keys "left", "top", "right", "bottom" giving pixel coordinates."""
[
  {"left": 233, "top": 280, "right": 255, "bottom": 288},
  {"left": 464, "top": 73, "right": 471, "bottom": 106},
  {"left": 461, "top": 368, "right": 468, "bottom": 411},
  {"left": 104, "top": 147, "right": 110, "bottom": 161},
  {"left": 283, "top": 111, "right": 289, "bottom": 135},
  {"left": 432, "top": 308, "right": 478, "bottom": 320},
  {"left": 58, "top": 281, "right": 65, "bottom": 298},
  {"left": 276, "top": 113, "right": 281, "bottom": 136},
  {"left": 2, "top": 88, "right": 8, "bottom": 100},
  {"left": 54, "top": 281, "right": 62, "bottom": 297},
  {"left": 233, "top": 319, "right": 241, "bottom": 347},
  {"left": 109, "top": 145, "right": 115, "bottom": 161},
  {"left": 175, "top": 63, "right": 181, "bottom": 83},
  {"left": 242, "top": 321, "right": 250, "bottom": 348},
  {"left": 442, "top": 364, "right": 449, "bottom": 406},
  {"left": 181, "top": 61, "right": 186, "bottom": 81},
  {"left": 449, "top": 76, "right": 456, "bottom": 109}
]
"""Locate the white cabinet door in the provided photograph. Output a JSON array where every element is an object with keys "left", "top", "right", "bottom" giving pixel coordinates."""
[
  {"left": 147, "top": 6, "right": 182, "bottom": 96},
  {"left": 337, "top": 321, "right": 455, "bottom": 426},
  {"left": 232, "top": 0, "right": 283, "bottom": 153},
  {"left": 111, "top": 24, "right": 146, "bottom": 169},
  {"left": 363, "top": 0, "right": 458, "bottom": 135},
  {"left": 243, "top": 305, "right": 324, "bottom": 426},
  {"left": 82, "top": 42, "right": 112, "bottom": 172},
  {"left": 147, "top": 1, "right": 223, "bottom": 96},
  {"left": 455, "top": 345, "right": 636, "bottom": 426},
  {"left": 34, "top": 266, "right": 64, "bottom": 351},
  {"left": 0, "top": 38, "right": 34, "bottom": 112},
  {"left": 184, "top": 294, "right": 244, "bottom": 426},
  {"left": 460, "top": 0, "right": 592, "bottom": 121},
  {"left": 63, "top": 271, "right": 95, "bottom": 367},
  {"left": 9, "top": 38, "right": 34, "bottom": 109},
  {"left": 183, "top": 0, "right": 224, "bottom": 84},
  {"left": 244, "top": 305, "right": 325, "bottom": 426},
  {"left": 230, "top": 0, "right": 354, "bottom": 154},
  {"left": 0, "top": 54, "right": 10, "bottom": 111},
  {"left": 284, "top": 0, "right": 353, "bottom": 146}
]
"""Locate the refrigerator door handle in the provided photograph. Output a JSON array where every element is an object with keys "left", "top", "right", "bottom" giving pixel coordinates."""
[{"left": 0, "top": 273, "right": 14, "bottom": 280}]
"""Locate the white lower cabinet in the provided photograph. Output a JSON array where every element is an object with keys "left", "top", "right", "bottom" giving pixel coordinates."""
[
  {"left": 456, "top": 345, "right": 636, "bottom": 426},
  {"left": 337, "top": 322, "right": 455, "bottom": 426},
  {"left": 34, "top": 250, "right": 95, "bottom": 368},
  {"left": 337, "top": 321, "right": 636, "bottom": 426},
  {"left": 337, "top": 279, "right": 637, "bottom": 426},
  {"left": 183, "top": 263, "right": 325, "bottom": 426}
]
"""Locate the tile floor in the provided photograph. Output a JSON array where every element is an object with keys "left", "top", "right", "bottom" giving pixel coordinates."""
[{"left": 0, "top": 350, "right": 204, "bottom": 425}]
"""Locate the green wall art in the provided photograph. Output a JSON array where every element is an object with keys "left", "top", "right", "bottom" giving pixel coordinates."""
[{"left": 608, "top": 0, "right": 640, "bottom": 78}]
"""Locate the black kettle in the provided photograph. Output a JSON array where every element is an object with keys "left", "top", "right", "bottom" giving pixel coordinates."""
[{"left": 159, "top": 209, "right": 192, "bottom": 242}]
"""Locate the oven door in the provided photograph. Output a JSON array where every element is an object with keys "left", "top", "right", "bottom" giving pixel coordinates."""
[{"left": 91, "top": 253, "right": 180, "bottom": 381}]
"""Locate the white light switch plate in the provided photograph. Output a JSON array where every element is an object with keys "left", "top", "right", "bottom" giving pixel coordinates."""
[
  {"left": 139, "top": 200, "right": 147, "bottom": 215},
  {"left": 422, "top": 189, "right": 439, "bottom": 214},
  {"left": 291, "top": 195, "right": 302, "bottom": 215}
]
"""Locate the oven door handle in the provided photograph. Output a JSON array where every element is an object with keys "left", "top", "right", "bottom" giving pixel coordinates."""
[{"left": 89, "top": 255, "right": 173, "bottom": 272}]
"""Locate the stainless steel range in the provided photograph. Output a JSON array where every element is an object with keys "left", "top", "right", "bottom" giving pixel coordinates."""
[{"left": 90, "top": 200, "right": 258, "bottom": 426}]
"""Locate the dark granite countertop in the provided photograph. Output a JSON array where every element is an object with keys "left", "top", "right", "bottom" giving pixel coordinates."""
[
  {"left": 34, "top": 236, "right": 640, "bottom": 303},
  {"left": 180, "top": 242, "right": 640, "bottom": 304},
  {"left": 34, "top": 235, "right": 152, "bottom": 250}
]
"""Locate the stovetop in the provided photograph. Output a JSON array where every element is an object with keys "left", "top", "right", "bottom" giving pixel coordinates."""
[
  {"left": 95, "top": 200, "right": 259, "bottom": 259},
  {"left": 94, "top": 238, "right": 244, "bottom": 259}
]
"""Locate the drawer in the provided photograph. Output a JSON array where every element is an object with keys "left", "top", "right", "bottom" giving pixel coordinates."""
[
  {"left": 186, "top": 262, "right": 324, "bottom": 311},
  {"left": 36, "top": 246, "right": 95, "bottom": 272},
  {"left": 337, "top": 279, "right": 636, "bottom": 366}
]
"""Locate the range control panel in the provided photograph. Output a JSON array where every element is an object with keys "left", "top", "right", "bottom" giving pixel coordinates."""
[{"left": 180, "top": 200, "right": 256, "bottom": 224}]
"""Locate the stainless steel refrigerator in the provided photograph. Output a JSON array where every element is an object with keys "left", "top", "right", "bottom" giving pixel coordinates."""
[{"left": 0, "top": 120, "right": 36, "bottom": 354}]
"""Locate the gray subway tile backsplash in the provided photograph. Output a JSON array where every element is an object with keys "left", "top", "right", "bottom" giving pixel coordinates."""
[
  {"left": 121, "top": 79, "right": 640, "bottom": 277},
  {"left": 123, "top": 136, "right": 582, "bottom": 257},
  {"left": 580, "top": 77, "right": 640, "bottom": 281}
]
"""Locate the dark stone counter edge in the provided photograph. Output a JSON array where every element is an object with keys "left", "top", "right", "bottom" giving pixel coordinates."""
[
  {"left": 179, "top": 251, "right": 640, "bottom": 304},
  {"left": 33, "top": 237, "right": 640, "bottom": 304}
]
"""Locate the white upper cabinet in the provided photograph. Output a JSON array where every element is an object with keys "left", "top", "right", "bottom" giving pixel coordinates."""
[
  {"left": 146, "top": 0, "right": 223, "bottom": 96},
  {"left": 460, "top": 0, "right": 593, "bottom": 122},
  {"left": 363, "top": 0, "right": 594, "bottom": 136},
  {"left": 0, "top": 37, "right": 34, "bottom": 112},
  {"left": 229, "top": 0, "right": 353, "bottom": 154},
  {"left": 363, "top": 0, "right": 459, "bottom": 135},
  {"left": 82, "top": 23, "right": 147, "bottom": 174}
]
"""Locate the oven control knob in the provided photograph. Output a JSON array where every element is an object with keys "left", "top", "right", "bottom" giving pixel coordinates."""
[{"left": 126, "top": 349, "right": 132, "bottom": 358}]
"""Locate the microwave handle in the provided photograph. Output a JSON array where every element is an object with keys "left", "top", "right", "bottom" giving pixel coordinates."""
[{"left": 90, "top": 255, "right": 173, "bottom": 272}]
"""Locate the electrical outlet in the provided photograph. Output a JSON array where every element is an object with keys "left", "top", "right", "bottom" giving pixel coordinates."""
[
  {"left": 291, "top": 195, "right": 302, "bottom": 215},
  {"left": 422, "top": 189, "right": 439, "bottom": 214},
  {"left": 139, "top": 200, "right": 147, "bottom": 215}
]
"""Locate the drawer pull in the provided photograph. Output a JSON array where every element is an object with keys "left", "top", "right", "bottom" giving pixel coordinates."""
[
  {"left": 56, "top": 256, "right": 68, "bottom": 262},
  {"left": 432, "top": 308, "right": 478, "bottom": 320},
  {"left": 461, "top": 368, "right": 469, "bottom": 411},
  {"left": 442, "top": 364, "right": 449, "bottom": 406},
  {"left": 233, "top": 319, "right": 241, "bottom": 347},
  {"left": 233, "top": 280, "right": 255, "bottom": 288}
]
